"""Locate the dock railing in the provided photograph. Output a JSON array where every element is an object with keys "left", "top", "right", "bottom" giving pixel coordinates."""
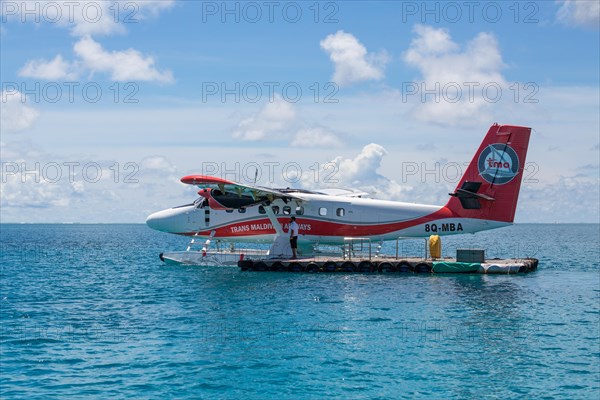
[
  {"left": 312, "top": 237, "right": 431, "bottom": 262},
  {"left": 342, "top": 237, "right": 372, "bottom": 260},
  {"left": 394, "top": 237, "right": 430, "bottom": 260}
]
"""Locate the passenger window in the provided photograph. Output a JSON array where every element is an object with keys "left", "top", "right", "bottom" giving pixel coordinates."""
[
  {"left": 295, "top": 206, "right": 304, "bottom": 215},
  {"left": 319, "top": 207, "right": 327, "bottom": 216},
  {"left": 336, "top": 208, "right": 345, "bottom": 217},
  {"left": 259, "top": 206, "right": 266, "bottom": 214},
  {"left": 272, "top": 206, "right": 279, "bottom": 214},
  {"left": 226, "top": 209, "right": 234, "bottom": 213},
  {"left": 283, "top": 206, "right": 291, "bottom": 215},
  {"left": 238, "top": 208, "right": 246, "bottom": 213}
]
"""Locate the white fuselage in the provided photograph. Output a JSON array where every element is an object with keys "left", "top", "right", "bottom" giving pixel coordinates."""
[{"left": 146, "top": 193, "right": 508, "bottom": 244}]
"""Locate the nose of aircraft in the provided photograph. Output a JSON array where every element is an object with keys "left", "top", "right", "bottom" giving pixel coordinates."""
[
  {"left": 146, "top": 209, "right": 176, "bottom": 232},
  {"left": 145, "top": 211, "right": 163, "bottom": 231},
  {"left": 146, "top": 205, "right": 196, "bottom": 233}
]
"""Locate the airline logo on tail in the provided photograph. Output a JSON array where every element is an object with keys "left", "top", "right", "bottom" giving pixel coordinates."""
[{"left": 477, "top": 143, "right": 519, "bottom": 185}]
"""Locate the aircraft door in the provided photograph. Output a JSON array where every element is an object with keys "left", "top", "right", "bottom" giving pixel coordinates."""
[{"left": 185, "top": 205, "right": 207, "bottom": 228}]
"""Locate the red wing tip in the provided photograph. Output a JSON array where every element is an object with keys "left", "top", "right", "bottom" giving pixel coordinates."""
[{"left": 180, "top": 175, "right": 235, "bottom": 185}]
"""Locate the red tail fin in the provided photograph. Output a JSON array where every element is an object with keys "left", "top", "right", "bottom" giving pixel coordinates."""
[{"left": 445, "top": 123, "right": 531, "bottom": 223}]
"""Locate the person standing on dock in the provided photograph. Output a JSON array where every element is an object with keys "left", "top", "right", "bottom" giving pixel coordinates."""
[{"left": 289, "top": 216, "right": 299, "bottom": 259}]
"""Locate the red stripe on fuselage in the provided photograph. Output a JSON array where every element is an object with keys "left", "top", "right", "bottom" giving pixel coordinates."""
[{"left": 181, "top": 207, "right": 455, "bottom": 237}]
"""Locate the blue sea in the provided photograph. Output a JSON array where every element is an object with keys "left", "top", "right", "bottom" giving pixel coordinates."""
[{"left": 1, "top": 224, "right": 598, "bottom": 399}]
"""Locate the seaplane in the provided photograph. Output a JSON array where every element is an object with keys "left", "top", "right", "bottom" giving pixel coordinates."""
[{"left": 146, "top": 123, "right": 531, "bottom": 266}]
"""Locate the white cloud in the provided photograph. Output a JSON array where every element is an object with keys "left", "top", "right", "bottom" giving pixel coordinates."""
[
  {"left": 0, "top": 140, "right": 186, "bottom": 222},
  {"left": 403, "top": 24, "right": 506, "bottom": 126},
  {"left": 557, "top": 0, "right": 600, "bottom": 29},
  {"left": 320, "top": 30, "right": 388, "bottom": 86},
  {"left": 73, "top": 36, "right": 173, "bottom": 83},
  {"left": 140, "top": 155, "right": 177, "bottom": 173},
  {"left": 518, "top": 175, "right": 600, "bottom": 222},
  {"left": 233, "top": 96, "right": 296, "bottom": 141},
  {"left": 66, "top": 2, "right": 125, "bottom": 37},
  {"left": 301, "top": 143, "right": 408, "bottom": 200},
  {"left": 1, "top": 1, "right": 175, "bottom": 37},
  {"left": 18, "top": 36, "right": 173, "bottom": 83},
  {"left": 18, "top": 55, "right": 79, "bottom": 80},
  {"left": 333, "top": 143, "right": 388, "bottom": 183},
  {"left": 0, "top": 141, "right": 79, "bottom": 209},
  {"left": 70, "top": 0, "right": 176, "bottom": 36},
  {"left": 232, "top": 99, "right": 345, "bottom": 147},
  {"left": 291, "top": 126, "right": 343, "bottom": 148},
  {"left": 135, "top": 156, "right": 184, "bottom": 199},
  {"left": 0, "top": 176, "right": 73, "bottom": 208},
  {"left": 13, "top": 1, "right": 175, "bottom": 83},
  {"left": 0, "top": 91, "right": 40, "bottom": 133}
]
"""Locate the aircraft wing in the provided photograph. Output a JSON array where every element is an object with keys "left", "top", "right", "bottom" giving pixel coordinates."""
[{"left": 180, "top": 175, "right": 307, "bottom": 202}]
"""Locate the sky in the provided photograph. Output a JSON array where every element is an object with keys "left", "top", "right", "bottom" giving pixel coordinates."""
[{"left": 0, "top": 0, "right": 599, "bottom": 223}]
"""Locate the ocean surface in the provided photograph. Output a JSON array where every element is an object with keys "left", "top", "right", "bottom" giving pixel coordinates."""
[{"left": 1, "top": 223, "right": 598, "bottom": 399}]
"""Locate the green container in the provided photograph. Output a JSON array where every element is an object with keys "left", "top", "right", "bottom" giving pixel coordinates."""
[{"left": 432, "top": 261, "right": 481, "bottom": 273}]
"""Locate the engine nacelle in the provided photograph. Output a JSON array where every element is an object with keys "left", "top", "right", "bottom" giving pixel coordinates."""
[
  {"left": 197, "top": 188, "right": 229, "bottom": 210},
  {"left": 198, "top": 188, "right": 259, "bottom": 210}
]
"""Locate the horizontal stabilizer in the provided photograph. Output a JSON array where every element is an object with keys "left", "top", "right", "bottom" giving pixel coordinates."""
[
  {"left": 455, "top": 189, "right": 495, "bottom": 201},
  {"left": 449, "top": 181, "right": 495, "bottom": 210}
]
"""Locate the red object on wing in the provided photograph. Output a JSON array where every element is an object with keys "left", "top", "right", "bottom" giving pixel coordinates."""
[{"left": 180, "top": 175, "right": 235, "bottom": 185}]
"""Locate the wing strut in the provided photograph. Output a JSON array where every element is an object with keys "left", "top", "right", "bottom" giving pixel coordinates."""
[{"left": 264, "top": 205, "right": 284, "bottom": 236}]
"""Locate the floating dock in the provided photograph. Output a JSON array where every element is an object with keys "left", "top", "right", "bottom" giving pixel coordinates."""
[
  {"left": 160, "top": 236, "right": 539, "bottom": 274},
  {"left": 237, "top": 257, "right": 538, "bottom": 274}
]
